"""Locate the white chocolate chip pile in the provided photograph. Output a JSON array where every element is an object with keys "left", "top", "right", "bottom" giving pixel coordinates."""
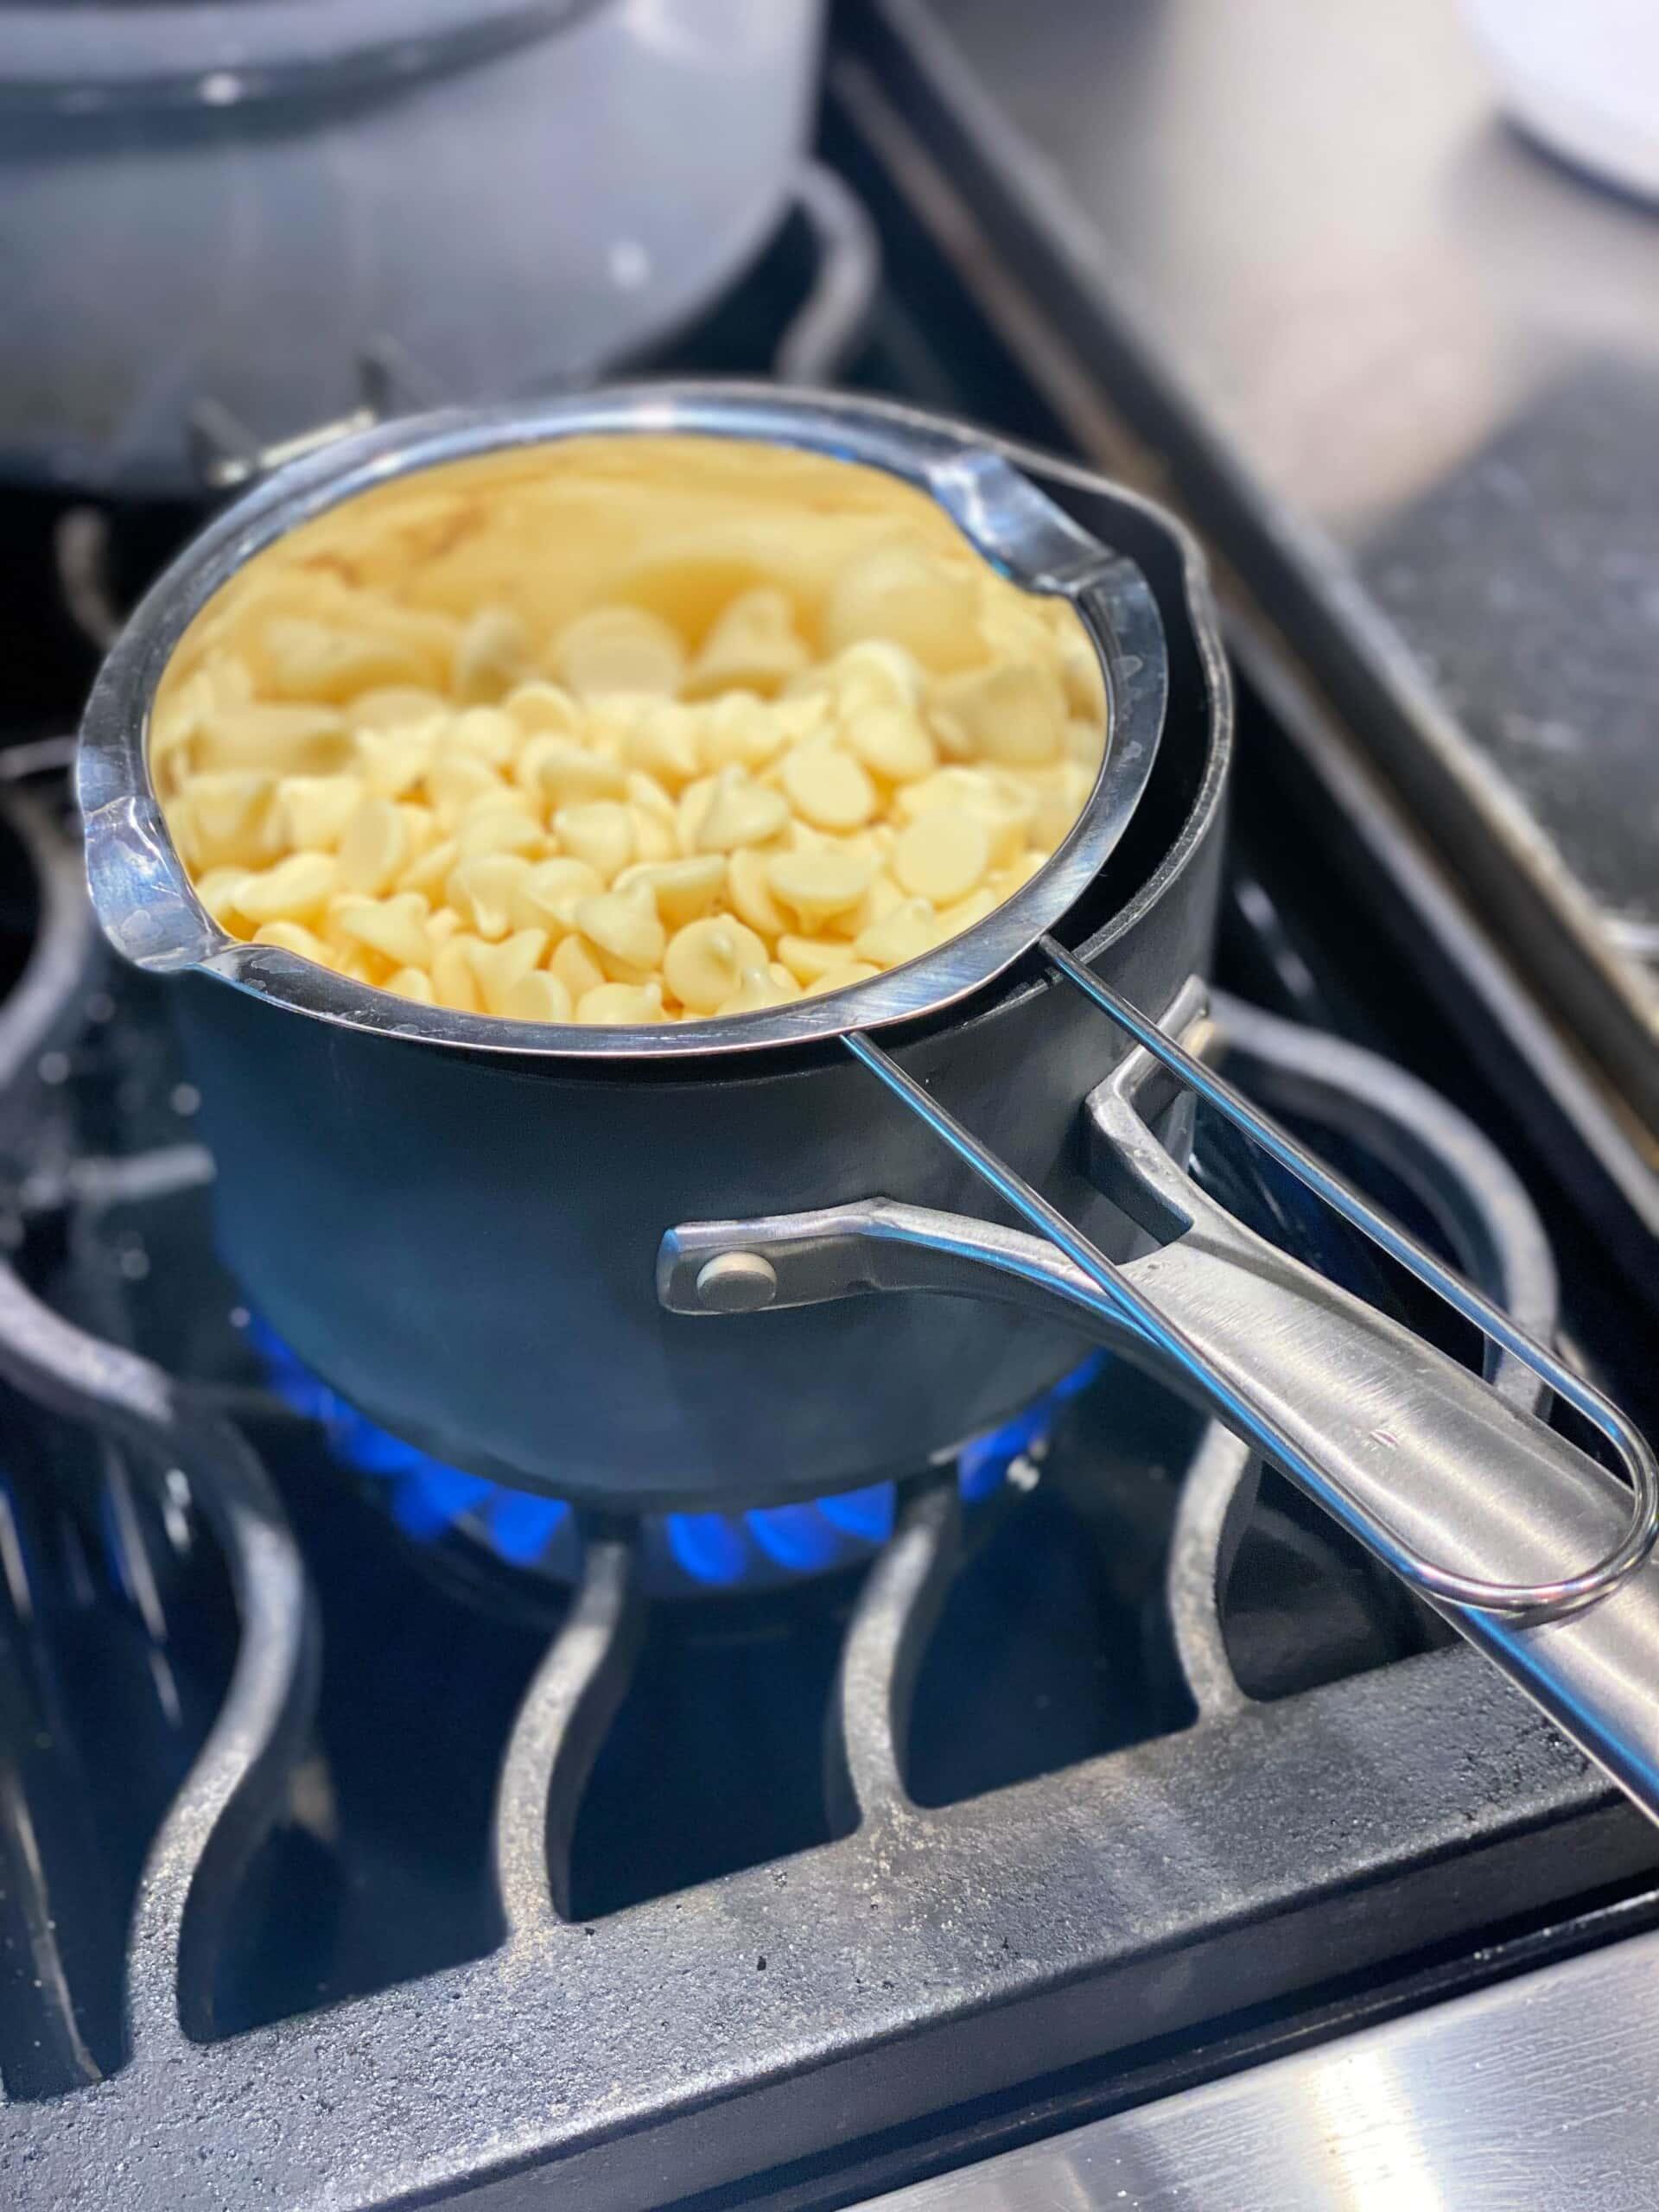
[{"left": 152, "top": 436, "right": 1107, "bottom": 1026}]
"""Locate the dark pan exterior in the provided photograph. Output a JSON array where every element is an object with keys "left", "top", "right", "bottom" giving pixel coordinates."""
[
  {"left": 181, "top": 853, "right": 1219, "bottom": 1508},
  {"left": 175, "top": 451, "right": 1229, "bottom": 1509}
]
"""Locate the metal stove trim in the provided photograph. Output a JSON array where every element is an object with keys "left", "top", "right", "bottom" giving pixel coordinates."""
[
  {"left": 3, "top": 996, "right": 1650, "bottom": 2212},
  {"left": 851, "top": 1915, "right": 1659, "bottom": 2212}
]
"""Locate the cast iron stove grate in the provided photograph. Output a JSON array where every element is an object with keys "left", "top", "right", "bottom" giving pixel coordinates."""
[
  {"left": 0, "top": 791, "right": 1652, "bottom": 2209},
  {"left": 1, "top": 149, "right": 1656, "bottom": 2212}
]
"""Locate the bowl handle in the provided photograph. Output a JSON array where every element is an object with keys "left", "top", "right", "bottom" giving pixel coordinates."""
[{"left": 660, "top": 965, "right": 1659, "bottom": 1828}]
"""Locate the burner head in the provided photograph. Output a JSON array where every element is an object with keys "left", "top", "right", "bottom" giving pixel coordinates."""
[{"left": 247, "top": 1316, "right": 1101, "bottom": 1600}]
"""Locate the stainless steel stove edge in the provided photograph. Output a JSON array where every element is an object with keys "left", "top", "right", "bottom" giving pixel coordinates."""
[{"left": 855, "top": 1916, "right": 1659, "bottom": 2212}]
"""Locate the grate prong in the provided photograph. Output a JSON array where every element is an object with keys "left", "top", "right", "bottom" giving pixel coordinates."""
[
  {"left": 824, "top": 1477, "right": 959, "bottom": 1834},
  {"left": 493, "top": 1532, "right": 643, "bottom": 1934}
]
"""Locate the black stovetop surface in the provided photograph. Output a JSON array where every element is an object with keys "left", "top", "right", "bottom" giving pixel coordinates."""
[{"left": 0, "top": 129, "right": 1656, "bottom": 2212}]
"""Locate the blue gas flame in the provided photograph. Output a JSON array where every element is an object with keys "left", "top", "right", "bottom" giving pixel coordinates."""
[{"left": 246, "top": 1316, "right": 1100, "bottom": 1594}]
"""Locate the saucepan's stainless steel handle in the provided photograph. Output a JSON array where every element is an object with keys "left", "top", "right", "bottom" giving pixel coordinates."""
[
  {"left": 662, "top": 1194, "right": 1152, "bottom": 1344},
  {"left": 660, "top": 964, "right": 1659, "bottom": 1826},
  {"left": 841, "top": 950, "right": 1659, "bottom": 1622}
]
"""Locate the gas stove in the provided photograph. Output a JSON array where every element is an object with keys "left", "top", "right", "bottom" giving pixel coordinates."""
[{"left": 1, "top": 116, "right": 1657, "bottom": 2212}]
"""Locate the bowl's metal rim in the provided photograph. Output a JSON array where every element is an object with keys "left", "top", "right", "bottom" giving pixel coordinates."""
[{"left": 78, "top": 381, "right": 1168, "bottom": 1063}]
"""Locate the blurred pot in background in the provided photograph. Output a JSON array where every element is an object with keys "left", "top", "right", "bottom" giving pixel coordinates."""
[{"left": 0, "top": 0, "right": 824, "bottom": 495}]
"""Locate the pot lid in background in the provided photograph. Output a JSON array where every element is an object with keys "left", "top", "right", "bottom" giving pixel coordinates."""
[
  {"left": 0, "top": 0, "right": 597, "bottom": 111},
  {"left": 0, "top": 0, "right": 825, "bottom": 493}
]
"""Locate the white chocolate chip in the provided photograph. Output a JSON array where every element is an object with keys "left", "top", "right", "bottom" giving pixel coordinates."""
[
  {"left": 197, "top": 867, "right": 253, "bottom": 929},
  {"left": 230, "top": 850, "right": 338, "bottom": 924},
  {"left": 626, "top": 769, "right": 676, "bottom": 825},
  {"left": 765, "top": 849, "right": 875, "bottom": 931},
  {"left": 931, "top": 662, "right": 1067, "bottom": 766},
  {"left": 823, "top": 541, "right": 982, "bottom": 671},
  {"left": 628, "top": 804, "right": 677, "bottom": 864},
  {"left": 803, "top": 961, "right": 879, "bottom": 997},
  {"left": 853, "top": 897, "right": 939, "bottom": 968},
  {"left": 512, "top": 856, "right": 606, "bottom": 935},
  {"left": 194, "top": 702, "right": 349, "bottom": 779},
  {"left": 355, "top": 723, "right": 437, "bottom": 799},
  {"left": 428, "top": 752, "right": 505, "bottom": 829},
  {"left": 467, "top": 929, "right": 552, "bottom": 1014},
  {"left": 276, "top": 774, "right": 366, "bottom": 849},
  {"left": 831, "top": 640, "right": 926, "bottom": 712},
  {"left": 446, "top": 853, "right": 532, "bottom": 941},
  {"left": 551, "top": 931, "right": 607, "bottom": 1001},
  {"left": 575, "top": 979, "right": 668, "bottom": 1025},
  {"left": 252, "top": 918, "right": 329, "bottom": 961},
  {"left": 397, "top": 799, "right": 440, "bottom": 863},
  {"left": 700, "top": 690, "right": 813, "bottom": 772},
  {"left": 400, "top": 836, "right": 459, "bottom": 899},
  {"left": 575, "top": 887, "right": 667, "bottom": 982},
  {"left": 324, "top": 942, "right": 378, "bottom": 985},
  {"left": 260, "top": 617, "right": 429, "bottom": 703},
  {"left": 443, "top": 710, "right": 518, "bottom": 772},
  {"left": 936, "top": 882, "right": 1005, "bottom": 937},
  {"left": 553, "top": 800, "right": 634, "bottom": 883},
  {"left": 523, "top": 737, "right": 628, "bottom": 807},
  {"left": 549, "top": 607, "right": 685, "bottom": 698},
  {"left": 893, "top": 766, "right": 997, "bottom": 819},
  {"left": 664, "top": 915, "right": 770, "bottom": 1014},
  {"left": 715, "top": 964, "right": 802, "bottom": 1014},
  {"left": 613, "top": 855, "right": 728, "bottom": 930},
  {"left": 726, "top": 846, "right": 788, "bottom": 938},
  {"left": 501, "top": 969, "right": 574, "bottom": 1023},
  {"left": 181, "top": 771, "right": 278, "bottom": 868},
  {"left": 338, "top": 796, "right": 410, "bottom": 895},
  {"left": 454, "top": 607, "right": 533, "bottom": 704},
  {"left": 504, "top": 682, "right": 583, "bottom": 739},
  {"left": 842, "top": 704, "right": 937, "bottom": 785},
  {"left": 455, "top": 799, "right": 544, "bottom": 862},
  {"left": 626, "top": 701, "right": 703, "bottom": 791},
  {"left": 431, "top": 938, "right": 482, "bottom": 1012},
  {"left": 776, "top": 932, "right": 877, "bottom": 986},
  {"left": 333, "top": 892, "right": 434, "bottom": 971},
  {"left": 693, "top": 771, "right": 791, "bottom": 855},
  {"left": 779, "top": 743, "right": 878, "bottom": 832},
  {"left": 893, "top": 810, "right": 993, "bottom": 906},
  {"left": 897, "top": 768, "right": 1033, "bottom": 868},
  {"left": 683, "top": 588, "right": 810, "bottom": 699}
]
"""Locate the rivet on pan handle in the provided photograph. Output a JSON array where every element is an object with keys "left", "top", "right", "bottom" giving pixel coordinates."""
[{"left": 841, "top": 942, "right": 1659, "bottom": 1625}]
